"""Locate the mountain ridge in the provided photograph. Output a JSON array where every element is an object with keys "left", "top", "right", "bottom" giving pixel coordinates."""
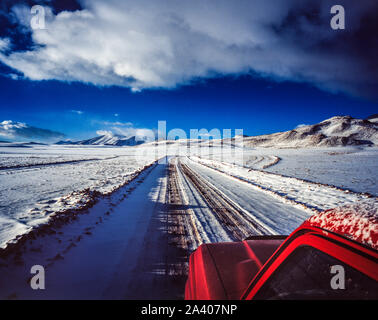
[
  {"left": 54, "top": 115, "right": 378, "bottom": 148},
  {"left": 56, "top": 133, "right": 145, "bottom": 146},
  {"left": 233, "top": 115, "right": 378, "bottom": 148}
]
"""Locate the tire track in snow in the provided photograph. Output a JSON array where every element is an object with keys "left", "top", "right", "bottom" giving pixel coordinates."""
[
  {"left": 183, "top": 157, "right": 312, "bottom": 235},
  {"left": 190, "top": 156, "right": 374, "bottom": 214},
  {"left": 171, "top": 158, "right": 276, "bottom": 242}
]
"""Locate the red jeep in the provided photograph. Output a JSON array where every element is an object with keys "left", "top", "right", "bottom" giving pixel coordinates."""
[{"left": 185, "top": 205, "right": 378, "bottom": 300}]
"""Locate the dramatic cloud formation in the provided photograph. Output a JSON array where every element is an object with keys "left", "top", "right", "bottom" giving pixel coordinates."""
[
  {"left": 0, "top": 0, "right": 377, "bottom": 98},
  {"left": 0, "top": 120, "right": 65, "bottom": 141}
]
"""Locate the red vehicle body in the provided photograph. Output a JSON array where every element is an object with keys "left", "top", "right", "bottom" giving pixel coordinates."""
[{"left": 185, "top": 206, "right": 378, "bottom": 300}]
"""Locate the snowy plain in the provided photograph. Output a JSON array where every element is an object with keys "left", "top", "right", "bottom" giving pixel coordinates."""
[
  {"left": 199, "top": 146, "right": 378, "bottom": 195},
  {"left": 0, "top": 142, "right": 377, "bottom": 249},
  {"left": 0, "top": 144, "right": 160, "bottom": 248},
  {"left": 0, "top": 142, "right": 377, "bottom": 299}
]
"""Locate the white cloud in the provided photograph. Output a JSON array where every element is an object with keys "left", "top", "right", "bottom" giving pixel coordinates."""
[
  {"left": 96, "top": 125, "right": 155, "bottom": 141},
  {"left": 9, "top": 73, "right": 21, "bottom": 80},
  {"left": 0, "top": 38, "right": 10, "bottom": 52},
  {"left": 71, "top": 110, "right": 84, "bottom": 115},
  {"left": 295, "top": 124, "right": 309, "bottom": 129},
  {"left": 0, "top": 0, "right": 376, "bottom": 96},
  {"left": 95, "top": 118, "right": 154, "bottom": 141},
  {"left": 112, "top": 126, "right": 156, "bottom": 141},
  {"left": 101, "top": 121, "right": 133, "bottom": 126},
  {"left": 96, "top": 130, "right": 113, "bottom": 136},
  {"left": 0, "top": 120, "right": 65, "bottom": 141}
]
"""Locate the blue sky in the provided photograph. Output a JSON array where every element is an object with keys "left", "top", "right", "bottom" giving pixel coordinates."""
[
  {"left": 0, "top": 0, "right": 377, "bottom": 141},
  {"left": 0, "top": 74, "right": 377, "bottom": 141}
]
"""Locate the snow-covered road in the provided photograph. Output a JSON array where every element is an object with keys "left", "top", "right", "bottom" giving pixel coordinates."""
[
  {"left": 0, "top": 159, "right": 186, "bottom": 299},
  {"left": 179, "top": 157, "right": 311, "bottom": 236}
]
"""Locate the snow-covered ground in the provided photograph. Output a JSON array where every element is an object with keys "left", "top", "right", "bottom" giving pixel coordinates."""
[
  {"left": 0, "top": 161, "right": 178, "bottom": 299},
  {"left": 0, "top": 142, "right": 377, "bottom": 299},
  {"left": 191, "top": 155, "right": 373, "bottom": 214},
  {"left": 200, "top": 146, "right": 378, "bottom": 195},
  {"left": 0, "top": 145, "right": 159, "bottom": 248},
  {"left": 0, "top": 143, "right": 377, "bottom": 250},
  {"left": 263, "top": 148, "right": 378, "bottom": 196}
]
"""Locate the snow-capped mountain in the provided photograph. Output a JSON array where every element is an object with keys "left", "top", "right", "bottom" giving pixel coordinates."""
[
  {"left": 366, "top": 114, "right": 378, "bottom": 124},
  {"left": 237, "top": 115, "right": 378, "bottom": 148},
  {"left": 56, "top": 133, "right": 145, "bottom": 146},
  {"left": 56, "top": 115, "right": 378, "bottom": 148}
]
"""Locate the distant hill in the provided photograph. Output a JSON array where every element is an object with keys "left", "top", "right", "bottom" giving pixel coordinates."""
[
  {"left": 56, "top": 133, "right": 145, "bottom": 146},
  {"left": 53, "top": 115, "right": 378, "bottom": 148},
  {"left": 234, "top": 115, "right": 378, "bottom": 148},
  {"left": 366, "top": 114, "right": 378, "bottom": 123}
]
